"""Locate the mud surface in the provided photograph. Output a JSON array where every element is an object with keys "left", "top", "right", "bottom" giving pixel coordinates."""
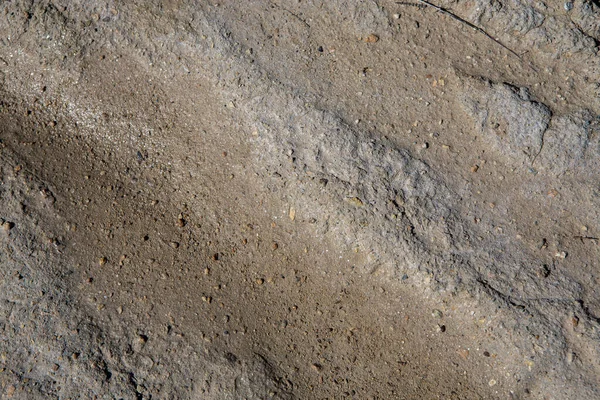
[{"left": 1, "top": 1, "right": 599, "bottom": 399}]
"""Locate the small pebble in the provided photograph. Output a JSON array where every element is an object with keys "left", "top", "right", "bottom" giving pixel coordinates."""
[
  {"left": 311, "top": 363, "right": 323, "bottom": 372},
  {"left": 170, "top": 241, "right": 180, "bottom": 249},
  {"left": 555, "top": 251, "right": 567, "bottom": 259},
  {"left": 289, "top": 207, "right": 296, "bottom": 221},
  {"left": 2, "top": 221, "right": 14, "bottom": 232},
  {"left": 256, "top": 278, "right": 264, "bottom": 285},
  {"left": 564, "top": 2, "right": 573, "bottom": 11},
  {"left": 347, "top": 197, "right": 364, "bottom": 207},
  {"left": 537, "top": 264, "right": 551, "bottom": 278},
  {"left": 364, "top": 34, "right": 379, "bottom": 43},
  {"left": 432, "top": 309, "right": 443, "bottom": 318},
  {"left": 489, "top": 379, "right": 497, "bottom": 386},
  {"left": 471, "top": 165, "right": 479, "bottom": 173},
  {"left": 272, "top": 242, "right": 279, "bottom": 251},
  {"left": 98, "top": 257, "right": 107, "bottom": 266}
]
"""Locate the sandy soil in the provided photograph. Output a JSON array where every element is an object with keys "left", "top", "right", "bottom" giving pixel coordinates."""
[{"left": 1, "top": 1, "right": 600, "bottom": 399}]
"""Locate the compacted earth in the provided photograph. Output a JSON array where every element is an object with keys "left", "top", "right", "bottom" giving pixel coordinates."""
[{"left": 1, "top": 1, "right": 600, "bottom": 399}]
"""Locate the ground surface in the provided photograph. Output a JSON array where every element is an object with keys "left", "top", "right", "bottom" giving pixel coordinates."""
[{"left": 0, "top": 1, "right": 599, "bottom": 399}]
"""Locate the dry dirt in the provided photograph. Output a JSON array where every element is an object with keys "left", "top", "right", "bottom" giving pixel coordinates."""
[{"left": 1, "top": 1, "right": 600, "bottom": 399}]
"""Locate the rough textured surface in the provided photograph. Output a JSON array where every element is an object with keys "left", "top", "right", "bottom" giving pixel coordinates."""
[
  {"left": 0, "top": 0, "right": 599, "bottom": 399},
  {"left": 460, "top": 78, "right": 553, "bottom": 164}
]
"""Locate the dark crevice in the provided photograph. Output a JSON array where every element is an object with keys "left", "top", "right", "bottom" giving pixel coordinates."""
[
  {"left": 577, "top": 299, "right": 600, "bottom": 325},
  {"left": 128, "top": 372, "right": 143, "bottom": 400}
]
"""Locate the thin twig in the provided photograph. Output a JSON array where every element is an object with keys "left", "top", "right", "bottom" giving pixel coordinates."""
[
  {"left": 269, "top": 1, "right": 311, "bottom": 29},
  {"left": 574, "top": 235, "right": 600, "bottom": 244},
  {"left": 396, "top": 1, "right": 426, "bottom": 8},
  {"left": 398, "top": 0, "right": 522, "bottom": 60}
]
